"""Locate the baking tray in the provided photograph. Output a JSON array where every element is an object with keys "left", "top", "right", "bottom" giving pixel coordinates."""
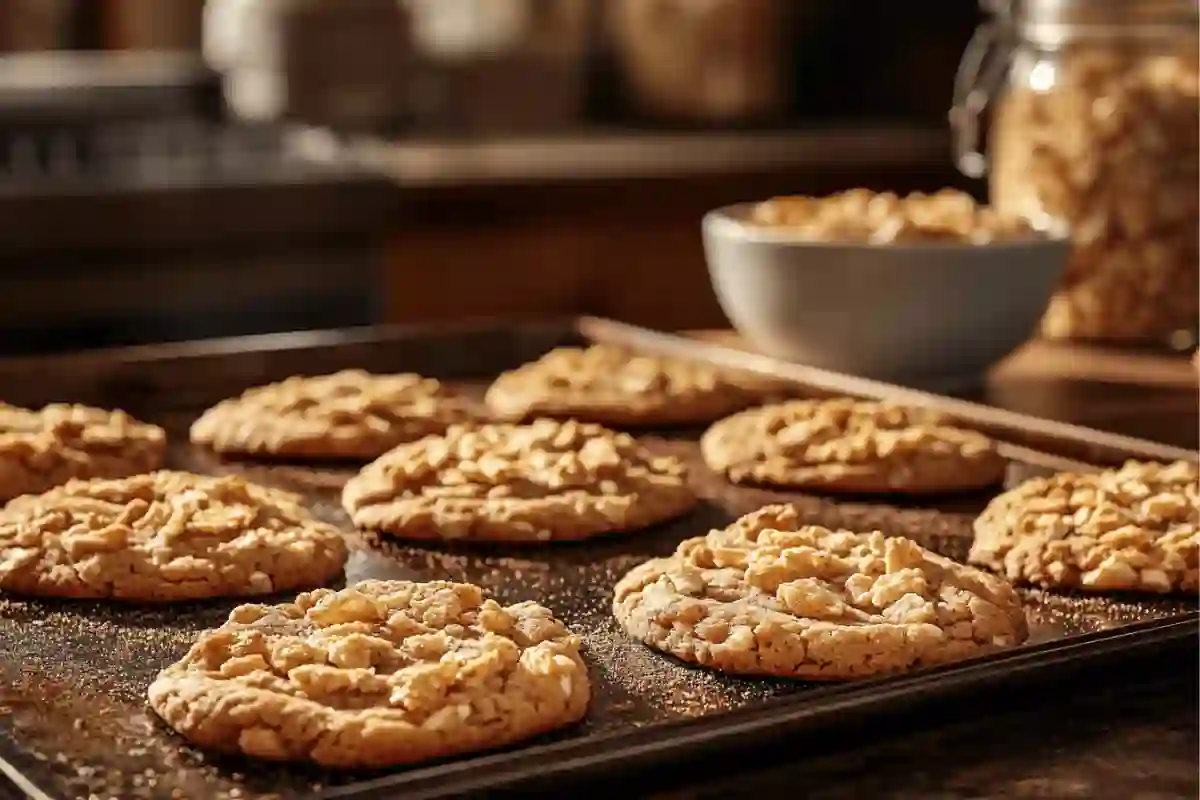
[{"left": 0, "top": 317, "right": 1195, "bottom": 800}]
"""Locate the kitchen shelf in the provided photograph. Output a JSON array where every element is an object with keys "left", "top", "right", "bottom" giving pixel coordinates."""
[{"left": 287, "top": 123, "right": 952, "bottom": 187}]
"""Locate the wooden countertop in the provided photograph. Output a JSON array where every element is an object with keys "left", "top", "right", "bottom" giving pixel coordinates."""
[{"left": 647, "top": 674, "right": 1199, "bottom": 800}]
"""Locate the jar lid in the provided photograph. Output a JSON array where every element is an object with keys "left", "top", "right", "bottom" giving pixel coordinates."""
[{"left": 1000, "top": 0, "right": 1199, "bottom": 44}]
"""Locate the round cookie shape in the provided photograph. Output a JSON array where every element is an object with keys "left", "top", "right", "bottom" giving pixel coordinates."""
[
  {"left": 613, "top": 504, "right": 1028, "bottom": 679},
  {"left": 342, "top": 418, "right": 696, "bottom": 543},
  {"left": 484, "top": 344, "right": 782, "bottom": 427},
  {"left": 969, "top": 460, "right": 1199, "bottom": 594},
  {"left": 0, "top": 402, "right": 166, "bottom": 502},
  {"left": 148, "top": 579, "right": 590, "bottom": 769},
  {"left": 700, "top": 398, "right": 1006, "bottom": 495},
  {"left": 0, "top": 470, "right": 347, "bottom": 601},
  {"left": 189, "top": 370, "right": 474, "bottom": 460}
]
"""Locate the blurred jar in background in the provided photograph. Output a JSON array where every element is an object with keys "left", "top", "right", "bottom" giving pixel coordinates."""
[
  {"left": 203, "top": 0, "right": 286, "bottom": 121},
  {"left": 954, "top": 0, "right": 1200, "bottom": 344},
  {"left": 401, "top": 0, "right": 591, "bottom": 133},
  {"left": 606, "top": 0, "right": 798, "bottom": 125},
  {"left": 205, "top": 0, "right": 409, "bottom": 129},
  {"left": 404, "top": 0, "right": 586, "bottom": 59}
]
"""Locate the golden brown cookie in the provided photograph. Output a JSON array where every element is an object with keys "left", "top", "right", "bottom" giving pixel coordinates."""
[
  {"left": 700, "top": 398, "right": 1006, "bottom": 495},
  {"left": 0, "top": 402, "right": 165, "bottom": 503},
  {"left": 190, "top": 370, "right": 474, "bottom": 460},
  {"left": 0, "top": 471, "right": 347, "bottom": 601},
  {"left": 613, "top": 505, "right": 1028, "bottom": 679},
  {"left": 342, "top": 418, "right": 696, "bottom": 543},
  {"left": 484, "top": 344, "right": 785, "bottom": 427},
  {"left": 148, "top": 580, "right": 590, "bottom": 768},
  {"left": 969, "top": 460, "right": 1199, "bottom": 594}
]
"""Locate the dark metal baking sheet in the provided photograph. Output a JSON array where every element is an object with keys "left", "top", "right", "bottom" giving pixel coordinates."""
[{"left": 0, "top": 318, "right": 1195, "bottom": 800}]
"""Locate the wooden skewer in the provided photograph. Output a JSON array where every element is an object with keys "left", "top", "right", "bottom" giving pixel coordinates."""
[{"left": 577, "top": 316, "right": 1198, "bottom": 468}]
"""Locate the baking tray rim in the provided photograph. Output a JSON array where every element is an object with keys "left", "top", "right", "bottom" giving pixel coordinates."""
[
  {"left": 318, "top": 613, "right": 1200, "bottom": 800},
  {"left": 0, "top": 615, "right": 1194, "bottom": 800},
  {"left": 0, "top": 315, "right": 1196, "bottom": 800}
]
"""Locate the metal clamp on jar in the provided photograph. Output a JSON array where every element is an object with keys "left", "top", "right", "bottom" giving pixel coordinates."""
[{"left": 951, "top": 0, "right": 1199, "bottom": 345}]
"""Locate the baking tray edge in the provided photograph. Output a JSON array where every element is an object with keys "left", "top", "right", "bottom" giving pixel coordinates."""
[{"left": 318, "top": 614, "right": 1198, "bottom": 799}]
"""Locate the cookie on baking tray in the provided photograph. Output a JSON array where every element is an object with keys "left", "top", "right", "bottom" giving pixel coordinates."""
[
  {"left": 0, "top": 402, "right": 165, "bottom": 503},
  {"left": 0, "top": 470, "right": 347, "bottom": 601},
  {"left": 342, "top": 418, "right": 696, "bottom": 543},
  {"left": 969, "top": 460, "right": 1199, "bottom": 594},
  {"left": 484, "top": 344, "right": 786, "bottom": 427},
  {"left": 700, "top": 398, "right": 1007, "bottom": 495},
  {"left": 189, "top": 369, "right": 475, "bottom": 460},
  {"left": 148, "top": 579, "right": 590, "bottom": 768},
  {"left": 613, "top": 504, "right": 1028, "bottom": 680}
]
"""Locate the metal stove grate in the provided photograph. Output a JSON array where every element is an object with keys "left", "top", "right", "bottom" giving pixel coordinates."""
[{"left": 0, "top": 119, "right": 305, "bottom": 187}]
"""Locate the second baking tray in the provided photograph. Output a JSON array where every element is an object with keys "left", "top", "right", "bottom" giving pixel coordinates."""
[{"left": 0, "top": 318, "right": 1195, "bottom": 800}]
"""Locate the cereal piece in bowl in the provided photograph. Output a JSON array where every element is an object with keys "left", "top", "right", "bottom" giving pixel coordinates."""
[{"left": 751, "top": 188, "right": 1036, "bottom": 245}]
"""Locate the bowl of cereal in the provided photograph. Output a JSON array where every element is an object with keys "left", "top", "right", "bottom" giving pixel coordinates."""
[{"left": 701, "top": 188, "right": 1071, "bottom": 390}]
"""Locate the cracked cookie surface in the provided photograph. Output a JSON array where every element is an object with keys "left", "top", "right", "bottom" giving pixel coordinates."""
[
  {"left": 0, "top": 470, "right": 347, "bottom": 601},
  {"left": 148, "top": 580, "right": 590, "bottom": 768},
  {"left": 342, "top": 419, "right": 696, "bottom": 542},
  {"left": 701, "top": 398, "right": 1006, "bottom": 495},
  {"left": 969, "top": 460, "right": 1199, "bottom": 594},
  {"left": 485, "top": 344, "right": 785, "bottom": 427},
  {"left": 190, "top": 370, "right": 475, "bottom": 460},
  {"left": 613, "top": 505, "right": 1028, "bottom": 679},
  {"left": 0, "top": 402, "right": 165, "bottom": 502}
]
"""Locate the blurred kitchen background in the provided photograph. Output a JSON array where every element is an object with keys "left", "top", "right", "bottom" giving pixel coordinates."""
[{"left": 1, "top": 0, "right": 1002, "bottom": 355}]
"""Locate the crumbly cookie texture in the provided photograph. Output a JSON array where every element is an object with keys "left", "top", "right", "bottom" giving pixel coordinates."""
[
  {"left": 148, "top": 580, "right": 590, "bottom": 768},
  {"left": 342, "top": 418, "right": 696, "bottom": 543},
  {"left": 189, "top": 370, "right": 475, "bottom": 460},
  {"left": 0, "top": 470, "right": 347, "bottom": 601},
  {"left": 700, "top": 398, "right": 1006, "bottom": 495},
  {"left": 0, "top": 402, "right": 165, "bottom": 502},
  {"left": 613, "top": 505, "right": 1028, "bottom": 680},
  {"left": 484, "top": 344, "right": 786, "bottom": 427},
  {"left": 969, "top": 460, "right": 1199, "bottom": 594}
]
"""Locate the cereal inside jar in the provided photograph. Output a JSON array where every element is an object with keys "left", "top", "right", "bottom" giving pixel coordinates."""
[{"left": 952, "top": 0, "right": 1200, "bottom": 343}]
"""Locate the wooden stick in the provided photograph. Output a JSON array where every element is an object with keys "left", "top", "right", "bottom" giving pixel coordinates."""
[{"left": 577, "top": 317, "right": 1198, "bottom": 467}]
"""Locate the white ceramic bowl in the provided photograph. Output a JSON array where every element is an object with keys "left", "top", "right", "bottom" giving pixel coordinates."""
[{"left": 702, "top": 202, "right": 1072, "bottom": 390}]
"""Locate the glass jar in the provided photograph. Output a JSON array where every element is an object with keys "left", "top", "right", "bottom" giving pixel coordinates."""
[
  {"left": 606, "top": 0, "right": 798, "bottom": 124},
  {"left": 952, "top": 0, "right": 1200, "bottom": 344}
]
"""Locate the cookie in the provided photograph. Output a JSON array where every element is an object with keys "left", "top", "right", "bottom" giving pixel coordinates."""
[
  {"left": 148, "top": 580, "right": 590, "bottom": 768},
  {"left": 484, "top": 344, "right": 785, "bottom": 427},
  {"left": 0, "top": 402, "right": 165, "bottom": 502},
  {"left": 613, "top": 505, "right": 1028, "bottom": 679},
  {"left": 700, "top": 398, "right": 1006, "bottom": 495},
  {"left": 190, "top": 370, "right": 474, "bottom": 460},
  {"left": 969, "top": 460, "right": 1199, "bottom": 594},
  {"left": 342, "top": 418, "right": 696, "bottom": 543},
  {"left": 0, "top": 471, "right": 347, "bottom": 601}
]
